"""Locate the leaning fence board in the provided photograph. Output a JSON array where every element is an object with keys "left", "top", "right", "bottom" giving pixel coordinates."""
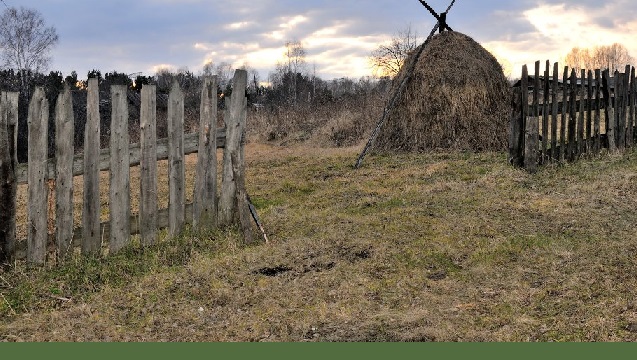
[
  {"left": 0, "top": 92, "right": 18, "bottom": 262},
  {"left": 194, "top": 76, "right": 218, "bottom": 229},
  {"left": 140, "top": 85, "right": 158, "bottom": 246},
  {"left": 109, "top": 85, "right": 131, "bottom": 253},
  {"left": 220, "top": 70, "right": 248, "bottom": 225},
  {"left": 168, "top": 82, "right": 185, "bottom": 236},
  {"left": 55, "top": 86, "right": 75, "bottom": 260},
  {"left": 82, "top": 78, "right": 101, "bottom": 254},
  {"left": 27, "top": 88, "right": 49, "bottom": 265}
]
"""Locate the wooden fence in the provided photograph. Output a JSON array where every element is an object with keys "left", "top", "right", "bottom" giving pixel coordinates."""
[
  {"left": 509, "top": 60, "right": 636, "bottom": 172},
  {"left": 0, "top": 69, "right": 254, "bottom": 265}
]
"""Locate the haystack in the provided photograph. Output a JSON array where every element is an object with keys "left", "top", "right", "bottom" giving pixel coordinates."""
[{"left": 373, "top": 31, "right": 511, "bottom": 153}]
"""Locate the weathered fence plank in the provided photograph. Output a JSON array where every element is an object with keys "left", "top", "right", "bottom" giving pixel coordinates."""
[
  {"left": 541, "top": 60, "right": 549, "bottom": 164},
  {"left": 524, "top": 62, "right": 540, "bottom": 173},
  {"left": 508, "top": 85, "right": 523, "bottom": 166},
  {"left": 27, "top": 88, "right": 49, "bottom": 265},
  {"left": 109, "top": 85, "right": 131, "bottom": 253},
  {"left": 617, "top": 70, "right": 626, "bottom": 149},
  {"left": 220, "top": 70, "right": 248, "bottom": 225},
  {"left": 626, "top": 67, "right": 635, "bottom": 147},
  {"left": 594, "top": 69, "right": 601, "bottom": 154},
  {"left": 168, "top": 82, "right": 185, "bottom": 236},
  {"left": 140, "top": 85, "right": 158, "bottom": 246},
  {"left": 603, "top": 70, "right": 616, "bottom": 151},
  {"left": 0, "top": 92, "right": 18, "bottom": 263},
  {"left": 82, "top": 78, "right": 102, "bottom": 254},
  {"left": 577, "top": 69, "right": 585, "bottom": 157},
  {"left": 568, "top": 69, "right": 577, "bottom": 161},
  {"left": 194, "top": 76, "right": 218, "bottom": 229},
  {"left": 55, "top": 86, "right": 75, "bottom": 260},
  {"left": 231, "top": 151, "right": 254, "bottom": 245},
  {"left": 586, "top": 70, "right": 593, "bottom": 153},
  {"left": 550, "top": 63, "right": 559, "bottom": 161},
  {"left": 560, "top": 66, "right": 568, "bottom": 162}
]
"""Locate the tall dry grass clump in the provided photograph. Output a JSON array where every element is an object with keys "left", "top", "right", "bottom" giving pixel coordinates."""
[{"left": 374, "top": 31, "right": 512, "bottom": 153}]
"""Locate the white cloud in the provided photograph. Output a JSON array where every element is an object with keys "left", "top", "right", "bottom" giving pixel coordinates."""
[{"left": 487, "top": 2, "right": 637, "bottom": 76}]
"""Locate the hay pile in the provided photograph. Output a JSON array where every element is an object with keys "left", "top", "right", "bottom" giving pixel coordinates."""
[{"left": 373, "top": 31, "right": 511, "bottom": 153}]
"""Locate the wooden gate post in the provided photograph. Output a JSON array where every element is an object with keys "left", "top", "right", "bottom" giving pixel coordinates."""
[{"left": 219, "top": 70, "right": 247, "bottom": 226}]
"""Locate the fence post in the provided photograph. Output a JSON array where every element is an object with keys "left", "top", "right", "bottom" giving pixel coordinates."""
[
  {"left": 109, "top": 85, "right": 131, "bottom": 253},
  {"left": 194, "top": 76, "right": 218, "bottom": 229},
  {"left": 168, "top": 82, "right": 185, "bottom": 236},
  {"left": 140, "top": 84, "right": 158, "bottom": 246},
  {"left": 550, "top": 63, "right": 559, "bottom": 161},
  {"left": 27, "top": 88, "right": 49, "bottom": 265},
  {"left": 541, "top": 60, "right": 549, "bottom": 164},
  {"left": 623, "top": 65, "right": 631, "bottom": 147},
  {"left": 0, "top": 92, "right": 18, "bottom": 263},
  {"left": 219, "top": 70, "right": 248, "bottom": 225},
  {"left": 524, "top": 62, "right": 540, "bottom": 173},
  {"left": 594, "top": 69, "right": 601, "bottom": 154},
  {"left": 578, "top": 69, "right": 585, "bottom": 157},
  {"left": 617, "top": 70, "right": 626, "bottom": 149},
  {"left": 568, "top": 69, "right": 577, "bottom": 161},
  {"left": 82, "top": 78, "right": 102, "bottom": 255},
  {"left": 560, "top": 66, "right": 568, "bottom": 162},
  {"left": 586, "top": 70, "right": 593, "bottom": 154},
  {"left": 55, "top": 86, "right": 75, "bottom": 261},
  {"left": 603, "top": 70, "right": 616, "bottom": 151}
]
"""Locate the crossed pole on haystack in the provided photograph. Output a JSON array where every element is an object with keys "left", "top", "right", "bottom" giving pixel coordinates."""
[{"left": 354, "top": 0, "right": 457, "bottom": 169}]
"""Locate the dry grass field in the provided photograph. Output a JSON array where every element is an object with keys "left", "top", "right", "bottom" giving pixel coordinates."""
[{"left": 2, "top": 139, "right": 637, "bottom": 341}]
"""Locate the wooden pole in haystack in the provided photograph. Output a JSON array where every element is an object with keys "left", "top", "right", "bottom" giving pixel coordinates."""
[{"left": 355, "top": 0, "right": 458, "bottom": 169}]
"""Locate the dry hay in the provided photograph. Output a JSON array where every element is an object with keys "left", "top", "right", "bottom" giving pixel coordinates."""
[{"left": 373, "top": 31, "right": 511, "bottom": 153}]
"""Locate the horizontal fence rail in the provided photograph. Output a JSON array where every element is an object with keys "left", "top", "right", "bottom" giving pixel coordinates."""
[
  {"left": 509, "top": 60, "right": 636, "bottom": 172},
  {"left": 0, "top": 69, "right": 253, "bottom": 265}
]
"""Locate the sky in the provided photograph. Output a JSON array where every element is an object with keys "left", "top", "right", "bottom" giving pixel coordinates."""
[{"left": 5, "top": 0, "right": 637, "bottom": 81}]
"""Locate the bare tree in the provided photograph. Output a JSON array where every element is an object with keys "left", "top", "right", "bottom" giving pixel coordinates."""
[
  {"left": 0, "top": 6, "right": 59, "bottom": 90},
  {"left": 565, "top": 43, "right": 634, "bottom": 72},
  {"left": 284, "top": 40, "right": 306, "bottom": 104},
  {"left": 370, "top": 24, "right": 420, "bottom": 77}
]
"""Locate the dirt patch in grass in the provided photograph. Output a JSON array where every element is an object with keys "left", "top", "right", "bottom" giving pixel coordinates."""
[{"left": 3, "top": 144, "right": 637, "bottom": 341}]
